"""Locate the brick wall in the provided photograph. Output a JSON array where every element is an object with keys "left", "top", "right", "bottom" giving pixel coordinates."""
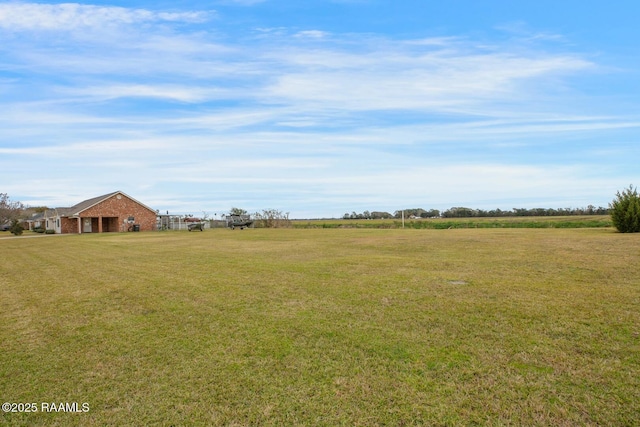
[
  {"left": 61, "top": 217, "right": 78, "bottom": 234},
  {"left": 80, "top": 194, "right": 157, "bottom": 232}
]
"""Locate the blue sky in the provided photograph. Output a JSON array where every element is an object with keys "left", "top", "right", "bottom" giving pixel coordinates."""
[{"left": 1, "top": 1, "right": 639, "bottom": 218}]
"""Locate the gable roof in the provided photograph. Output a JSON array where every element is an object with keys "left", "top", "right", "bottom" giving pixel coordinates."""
[
  {"left": 47, "top": 191, "right": 157, "bottom": 217},
  {"left": 68, "top": 191, "right": 121, "bottom": 215}
]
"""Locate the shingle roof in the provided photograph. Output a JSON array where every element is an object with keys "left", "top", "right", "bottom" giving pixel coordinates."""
[
  {"left": 67, "top": 191, "right": 121, "bottom": 216},
  {"left": 46, "top": 191, "right": 156, "bottom": 217}
]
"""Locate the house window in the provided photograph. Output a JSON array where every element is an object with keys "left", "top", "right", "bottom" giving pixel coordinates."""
[{"left": 57, "top": 219, "right": 60, "bottom": 227}]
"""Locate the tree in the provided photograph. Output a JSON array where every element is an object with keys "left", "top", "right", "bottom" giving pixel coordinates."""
[
  {"left": 0, "top": 193, "right": 24, "bottom": 226},
  {"left": 610, "top": 184, "right": 640, "bottom": 233},
  {"left": 370, "top": 211, "right": 392, "bottom": 219},
  {"left": 229, "top": 207, "right": 248, "bottom": 216},
  {"left": 424, "top": 209, "right": 440, "bottom": 218},
  {"left": 442, "top": 207, "right": 475, "bottom": 218}
]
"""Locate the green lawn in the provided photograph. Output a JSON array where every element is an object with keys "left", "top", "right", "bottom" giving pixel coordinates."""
[
  {"left": 1, "top": 228, "right": 639, "bottom": 425},
  {"left": 292, "top": 215, "right": 612, "bottom": 229}
]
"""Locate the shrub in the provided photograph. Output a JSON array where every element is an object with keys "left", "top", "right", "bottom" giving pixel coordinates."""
[
  {"left": 45, "top": 229, "right": 56, "bottom": 234},
  {"left": 252, "top": 209, "right": 291, "bottom": 228},
  {"left": 9, "top": 219, "right": 23, "bottom": 236},
  {"left": 610, "top": 185, "right": 640, "bottom": 233}
]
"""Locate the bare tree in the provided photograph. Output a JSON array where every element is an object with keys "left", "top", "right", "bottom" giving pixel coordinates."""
[
  {"left": 253, "top": 209, "right": 291, "bottom": 228},
  {"left": 0, "top": 193, "right": 24, "bottom": 226}
]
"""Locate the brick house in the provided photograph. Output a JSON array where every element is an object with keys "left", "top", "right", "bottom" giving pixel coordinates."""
[{"left": 44, "top": 191, "right": 157, "bottom": 234}]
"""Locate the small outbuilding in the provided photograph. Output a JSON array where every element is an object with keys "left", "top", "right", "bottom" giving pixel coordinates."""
[{"left": 44, "top": 191, "right": 157, "bottom": 234}]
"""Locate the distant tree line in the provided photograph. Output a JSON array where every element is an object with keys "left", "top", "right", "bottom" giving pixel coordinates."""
[
  {"left": 343, "top": 205, "right": 609, "bottom": 220},
  {"left": 343, "top": 209, "right": 440, "bottom": 219},
  {"left": 441, "top": 205, "right": 609, "bottom": 218},
  {"left": 343, "top": 211, "right": 393, "bottom": 220}
]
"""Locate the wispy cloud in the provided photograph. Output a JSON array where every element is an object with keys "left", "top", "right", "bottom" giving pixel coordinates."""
[
  {"left": 1, "top": 11, "right": 595, "bottom": 118},
  {"left": 58, "top": 84, "right": 230, "bottom": 103},
  {"left": 0, "top": 3, "right": 211, "bottom": 31}
]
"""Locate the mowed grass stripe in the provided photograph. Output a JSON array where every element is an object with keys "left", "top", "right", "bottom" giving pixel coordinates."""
[{"left": 1, "top": 228, "right": 639, "bottom": 425}]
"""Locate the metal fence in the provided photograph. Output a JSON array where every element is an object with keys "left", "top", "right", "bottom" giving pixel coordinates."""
[{"left": 157, "top": 219, "right": 230, "bottom": 230}]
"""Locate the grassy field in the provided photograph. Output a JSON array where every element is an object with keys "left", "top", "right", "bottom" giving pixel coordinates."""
[
  {"left": 1, "top": 227, "right": 639, "bottom": 425},
  {"left": 292, "top": 215, "right": 612, "bottom": 229}
]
